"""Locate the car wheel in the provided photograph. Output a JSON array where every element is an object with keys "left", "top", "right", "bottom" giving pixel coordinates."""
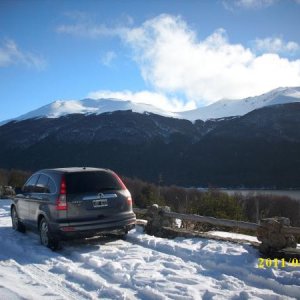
[
  {"left": 11, "top": 206, "right": 26, "bottom": 233},
  {"left": 39, "top": 218, "right": 59, "bottom": 250}
]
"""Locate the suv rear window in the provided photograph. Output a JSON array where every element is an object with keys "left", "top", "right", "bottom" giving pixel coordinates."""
[{"left": 65, "top": 171, "right": 123, "bottom": 194}]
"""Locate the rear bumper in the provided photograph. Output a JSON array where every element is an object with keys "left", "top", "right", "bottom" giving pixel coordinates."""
[{"left": 50, "top": 213, "right": 136, "bottom": 239}]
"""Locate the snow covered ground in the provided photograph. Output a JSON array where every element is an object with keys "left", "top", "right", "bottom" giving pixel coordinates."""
[{"left": 1, "top": 199, "right": 300, "bottom": 300}]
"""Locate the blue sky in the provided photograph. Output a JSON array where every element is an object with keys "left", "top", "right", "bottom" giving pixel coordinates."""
[{"left": 1, "top": 0, "right": 300, "bottom": 121}]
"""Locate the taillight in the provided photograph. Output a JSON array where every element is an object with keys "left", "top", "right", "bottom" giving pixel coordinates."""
[
  {"left": 56, "top": 176, "right": 67, "bottom": 211},
  {"left": 119, "top": 189, "right": 133, "bottom": 208},
  {"left": 56, "top": 195, "right": 67, "bottom": 210}
]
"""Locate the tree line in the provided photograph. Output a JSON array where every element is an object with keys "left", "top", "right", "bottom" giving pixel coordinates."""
[
  {"left": 0, "top": 169, "right": 31, "bottom": 189},
  {"left": 1, "top": 169, "right": 299, "bottom": 228},
  {"left": 123, "top": 177, "right": 300, "bottom": 227}
]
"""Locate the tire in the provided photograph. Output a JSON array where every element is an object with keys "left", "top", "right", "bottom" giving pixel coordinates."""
[
  {"left": 39, "top": 218, "right": 59, "bottom": 250},
  {"left": 11, "top": 206, "right": 26, "bottom": 233}
]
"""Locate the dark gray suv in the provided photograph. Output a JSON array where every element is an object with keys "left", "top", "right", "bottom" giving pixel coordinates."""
[{"left": 11, "top": 167, "right": 136, "bottom": 250}]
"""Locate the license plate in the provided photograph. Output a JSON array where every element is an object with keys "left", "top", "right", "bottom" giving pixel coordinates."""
[{"left": 93, "top": 199, "right": 108, "bottom": 207}]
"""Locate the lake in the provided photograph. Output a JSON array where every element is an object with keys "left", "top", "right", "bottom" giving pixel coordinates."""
[{"left": 220, "top": 189, "right": 300, "bottom": 201}]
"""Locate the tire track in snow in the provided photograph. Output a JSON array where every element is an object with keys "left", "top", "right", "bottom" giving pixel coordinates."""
[
  {"left": 1, "top": 224, "right": 171, "bottom": 298},
  {"left": 0, "top": 225, "right": 134, "bottom": 299},
  {"left": 0, "top": 232, "right": 97, "bottom": 299},
  {"left": 0, "top": 258, "right": 89, "bottom": 300}
]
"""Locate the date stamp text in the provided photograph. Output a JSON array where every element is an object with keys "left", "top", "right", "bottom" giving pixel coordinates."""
[{"left": 258, "top": 258, "right": 300, "bottom": 268}]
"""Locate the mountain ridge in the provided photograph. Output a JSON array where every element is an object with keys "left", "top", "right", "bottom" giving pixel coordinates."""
[
  {"left": 180, "top": 86, "right": 300, "bottom": 121},
  {"left": 1, "top": 102, "right": 300, "bottom": 188},
  {"left": 10, "top": 98, "right": 179, "bottom": 122},
  {"left": 2, "top": 86, "right": 300, "bottom": 124}
]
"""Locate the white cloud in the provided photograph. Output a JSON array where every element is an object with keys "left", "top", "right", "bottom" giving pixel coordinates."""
[
  {"left": 56, "top": 23, "right": 118, "bottom": 38},
  {"left": 254, "top": 37, "right": 300, "bottom": 54},
  {"left": 0, "top": 39, "right": 46, "bottom": 70},
  {"left": 87, "top": 90, "right": 196, "bottom": 112},
  {"left": 122, "top": 15, "right": 300, "bottom": 104},
  {"left": 56, "top": 16, "right": 126, "bottom": 39},
  {"left": 57, "top": 10, "right": 133, "bottom": 38},
  {"left": 101, "top": 51, "right": 117, "bottom": 66},
  {"left": 223, "top": 0, "right": 277, "bottom": 10},
  {"left": 223, "top": 0, "right": 300, "bottom": 10},
  {"left": 58, "top": 14, "right": 300, "bottom": 106}
]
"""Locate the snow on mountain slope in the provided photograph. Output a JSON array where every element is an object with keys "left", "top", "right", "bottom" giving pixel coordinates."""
[
  {"left": 14, "top": 98, "right": 180, "bottom": 121},
  {"left": 1, "top": 199, "right": 300, "bottom": 300},
  {"left": 179, "top": 86, "right": 300, "bottom": 121},
  {"left": 1, "top": 86, "right": 300, "bottom": 125}
]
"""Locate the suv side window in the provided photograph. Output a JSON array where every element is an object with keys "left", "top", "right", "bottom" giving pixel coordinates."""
[
  {"left": 47, "top": 176, "right": 56, "bottom": 194},
  {"left": 23, "top": 174, "right": 40, "bottom": 193},
  {"left": 35, "top": 174, "right": 50, "bottom": 193}
]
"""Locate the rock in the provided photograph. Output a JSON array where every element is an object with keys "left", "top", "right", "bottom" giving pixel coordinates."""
[
  {"left": 145, "top": 204, "right": 174, "bottom": 237},
  {"left": 257, "top": 217, "right": 297, "bottom": 254}
]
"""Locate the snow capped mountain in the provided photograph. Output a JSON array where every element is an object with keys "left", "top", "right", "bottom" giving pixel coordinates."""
[
  {"left": 2, "top": 102, "right": 300, "bottom": 186},
  {"left": 14, "top": 98, "right": 180, "bottom": 121},
  {"left": 2, "top": 86, "right": 300, "bottom": 125},
  {"left": 179, "top": 86, "right": 300, "bottom": 121}
]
